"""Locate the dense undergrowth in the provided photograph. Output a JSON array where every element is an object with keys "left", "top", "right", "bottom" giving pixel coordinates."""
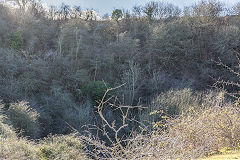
[
  {"left": 1, "top": 93, "right": 240, "bottom": 159},
  {"left": 0, "top": 0, "right": 240, "bottom": 159}
]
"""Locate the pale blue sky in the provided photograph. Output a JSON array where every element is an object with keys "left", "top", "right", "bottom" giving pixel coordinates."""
[{"left": 42, "top": 0, "right": 239, "bottom": 15}]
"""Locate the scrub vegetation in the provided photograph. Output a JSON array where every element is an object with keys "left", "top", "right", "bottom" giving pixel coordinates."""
[{"left": 0, "top": 0, "right": 240, "bottom": 159}]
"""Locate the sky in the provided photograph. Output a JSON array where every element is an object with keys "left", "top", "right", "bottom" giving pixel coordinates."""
[{"left": 42, "top": 0, "right": 240, "bottom": 15}]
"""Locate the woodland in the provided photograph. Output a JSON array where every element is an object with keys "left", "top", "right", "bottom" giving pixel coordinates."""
[{"left": 0, "top": 0, "right": 240, "bottom": 159}]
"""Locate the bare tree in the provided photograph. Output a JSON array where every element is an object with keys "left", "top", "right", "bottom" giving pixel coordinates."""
[
  {"left": 57, "top": 28, "right": 64, "bottom": 57},
  {"left": 74, "top": 27, "right": 81, "bottom": 60},
  {"left": 7, "top": 0, "right": 32, "bottom": 11},
  {"left": 28, "top": 0, "right": 45, "bottom": 18},
  {"left": 59, "top": 3, "right": 71, "bottom": 20},
  {"left": 213, "top": 51, "right": 240, "bottom": 100},
  {"left": 112, "top": 9, "right": 123, "bottom": 42},
  {"left": 132, "top": 5, "right": 142, "bottom": 18},
  {"left": 122, "top": 61, "right": 141, "bottom": 105},
  {"left": 191, "top": 0, "right": 223, "bottom": 23},
  {"left": 143, "top": 1, "right": 158, "bottom": 23},
  {"left": 233, "top": 2, "right": 240, "bottom": 15},
  {"left": 48, "top": 5, "right": 57, "bottom": 20},
  {"left": 71, "top": 6, "right": 82, "bottom": 19}
]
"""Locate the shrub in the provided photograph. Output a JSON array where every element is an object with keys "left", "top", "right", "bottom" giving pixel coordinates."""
[
  {"left": 153, "top": 88, "right": 199, "bottom": 116},
  {"left": 39, "top": 85, "right": 93, "bottom": 134},
  {"left": 160, "top": 104, "right": 240, "bottom": 159},
  {"left": 7, "top": 101, "right": 40, "bottom": 138},
  {"left": 92, "top": 98, "right": 240, "bottom": 160},
  {"left": 38, "top": 134, "right": 89, "bottom": 160},
  {"left": 0, "top": 101, "right": 16, "bottom": 138},
  {"left": 10, "top": 30, "right": 24, "bottom": 51},
  {"left": 139, "top": 88, "right": 217, "bottom": 127},
  {"left": 136, "top": 97, "right": 240, "bottom": 159},
  {"left": 0, "top": 118, "right": 16, "bottom": 138},
  {"left": 82, "top": 81, "right": 111, "bottom": 105},
  {"left": 63, "top": 101, "right": 93, "bottom": 131},
  {"left": 0, "top": 136, "right": 38, "bottom": 160},
  {"left": 0, "top": 134, "right": 89, "bottom": 160}
]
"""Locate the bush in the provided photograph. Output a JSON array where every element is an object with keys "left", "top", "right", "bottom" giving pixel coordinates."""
[
  {"left": 0, "top": 136, "right": 38, "bottom": 160},
  {"left": 63, "top": 101, "right": 93, "bottom": 131},
  {"left": 152, "top": 88, "right": 199, "bottom": 116},
  {"left": 38, "top": 134, "right": 89, "bottom": 160},
  {"left": 137, "top": 96, "right": 240, "bottom": 159},
  {"left": 0, "top": 118, "right": 16, "bottom": 138},
  {"left": 93, "top": 96, "right": 240, "bottom": 160},
  {"left": 0, "top": 101, "right": 16, "bottom": 138},
  {"left": 82, "top": 81, "right": 111, "bottom": 105},
  {"left": 7, "top": 101, "right": 40, "bottom": 138},
  {"left": 10, "top": 31, "right": 24, "bottom": 51},
  {"left": 0, "top": 134, "right": 89, "bottom": 160},
  {"left": 139, "top": 88, "right": 217, "bottom": 127},
  {"left": 160, "top": 104, "right": 240, "bottom": 159}
]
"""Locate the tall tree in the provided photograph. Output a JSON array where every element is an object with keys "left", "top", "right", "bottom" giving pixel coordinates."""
[
  {"left": 112, "top": 9, "right": 123, "bottom": 42},
  {"left": 112, "top": 9, "right": 123, "bottom": 23},
  {"left": 143, "top": 1, "right": 158, "bottom": 23},
  {"left": 60, "top": 3, "right": 71, "bottom": 20}
]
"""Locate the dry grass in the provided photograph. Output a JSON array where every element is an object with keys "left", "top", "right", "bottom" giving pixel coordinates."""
[
  {"left": 201, "top": 150, "right": 240, "bottom": 160},
  {"left": 0, "top": 134, "right": 90, "bottom": 160},
  {"left": 163, "top": 105, "right": 240, "bottom": 159},
  {"left": 0, "top": 112, "right": 89, "bottom": 160},
  {"left": 0, "top": 136, "right": 38, "bottom": 160},
  {"left": 38, "top": 134, "right": 90, "bottom": 160}
]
